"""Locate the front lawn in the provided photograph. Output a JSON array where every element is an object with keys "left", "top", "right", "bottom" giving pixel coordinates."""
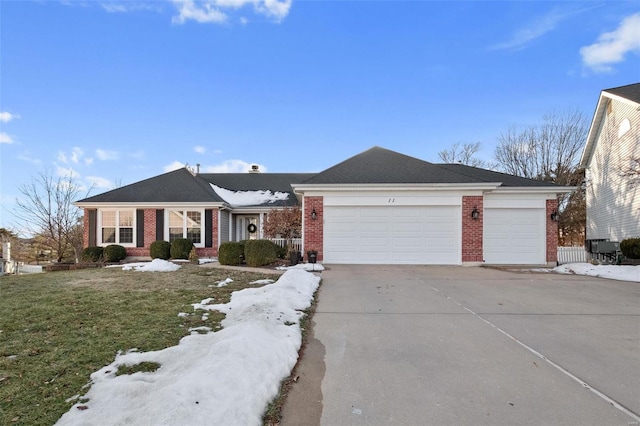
[{"left": 0, "top": 264, "right": 269, "bottom": 425}]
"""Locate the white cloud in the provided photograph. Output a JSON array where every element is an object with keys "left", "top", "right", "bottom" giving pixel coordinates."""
[
  {"left": 194, "top": 145, "right": 206, "bottom": 154},
  {"left": 86, "top": 176, "right": 113, "bottom": 189},
  {"left": 96, "top": 149, "right": 120, "bottom": 161},
  {"left": 203, "top": 159, "right": 267, "bottom": 173},
  {"left": 58, "top": 147, "right": 87, "bottom": 164},
  {"left": 0, "top": 132, "right": 14, "bottom": 144},
  {"left": 491, "top": 5, "right": 603, "bottom": 51},
  {"left": 171, "top": 0, "right": 228, "bottom": 24},
  {"left": 85, "top": 157, "right": 94, "bottom": 165},
  {"left": 580, "top": 13, "right": 640, "bottom": 73},
  {"left": 170, "top": 0, "right": 291, "bottom": 25},
  {"left": 101, "top": 2, "right": 160, "bottom": 13},
  {"left": 164, "top": 160, "right": 186, "bottom": 172},
  {"left": 0, "top": 112, "right": 20, "bottom": 123},
  {"left": 17, "top": 152, "right": 42, "bottom": 165}
]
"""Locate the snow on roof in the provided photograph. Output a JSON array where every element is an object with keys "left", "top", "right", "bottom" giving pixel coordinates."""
[{"left": 210, "top": 183, "right": 289, "bottom": 207}]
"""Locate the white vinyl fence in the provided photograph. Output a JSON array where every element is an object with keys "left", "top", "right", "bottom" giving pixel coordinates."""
[
  {"left": 269, "top": 238, "right": 302, "bottom": 253},
  {"left": 557, "top": 246, "right": 588, "bottom": 265}
]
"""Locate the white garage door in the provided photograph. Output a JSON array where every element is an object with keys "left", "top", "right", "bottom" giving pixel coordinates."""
[
  {"left": 323, "top": 206, "right": 460, "bottom": 264},
  {"left": 484, "top": 208, "right": 545, "bottom": 264}
]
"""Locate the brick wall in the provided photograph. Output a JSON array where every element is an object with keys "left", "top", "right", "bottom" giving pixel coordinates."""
[
  {"left": 462, "top": 196, "right": 483, "bottom": 262},
  {"left": 127, "top": 209, "right": 157, "bottom": 257},
  {"left": 304, "top": 196, "right": 324, "bottom": 261},
  {"left": 546, "top": 199, "right": 559, "bottom": 263}
]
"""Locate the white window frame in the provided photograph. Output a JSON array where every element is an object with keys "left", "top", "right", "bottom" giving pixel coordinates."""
[
  {"left": 165, "top": 209, "right": 205, "bottom": 248},
  {"left": 98, "top": 209, "right": 136, "bottom": 247}
]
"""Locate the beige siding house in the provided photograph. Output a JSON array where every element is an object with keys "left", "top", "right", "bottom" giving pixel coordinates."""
[{"left": 580, "top": 83, "right": 640, "bottom": 244}]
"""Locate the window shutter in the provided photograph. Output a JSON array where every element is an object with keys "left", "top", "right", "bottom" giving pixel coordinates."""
[
  {"left": 136, "top": 210, "right": 144, "bottom": 247},
  {"left": 156, "top": 209, "right": 164, "bottom": 241},
  {"left": 88, "top": 209, "right": 97, "bottom": 247},
  {"left": 205, "top": 209, "right": 213, "bottom": 248}
]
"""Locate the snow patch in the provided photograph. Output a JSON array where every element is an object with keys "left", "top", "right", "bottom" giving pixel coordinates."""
[{"left": 210, "top": 183, "right": 289, "bottom": 207}]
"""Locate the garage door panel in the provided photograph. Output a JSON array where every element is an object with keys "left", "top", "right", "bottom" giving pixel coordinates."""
[
  {"left": 324, "top": 205, "right": 460, "bottom": 264},
  {"left": 484, "top": 208, "right": 544, "bottom": 264}
]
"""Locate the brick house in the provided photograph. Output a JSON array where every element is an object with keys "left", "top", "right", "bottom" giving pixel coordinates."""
[{"left": 76, "top": 146, "right": 572, "bottom": 265}]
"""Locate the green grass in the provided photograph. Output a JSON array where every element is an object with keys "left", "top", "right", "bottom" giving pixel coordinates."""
[{"left": 0, "top": 264, "right": 270, "bottom": 426}]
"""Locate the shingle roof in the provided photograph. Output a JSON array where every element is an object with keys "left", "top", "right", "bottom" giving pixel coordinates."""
[
  {"left": 77, "top": 148, "right": 562, "bottom": 205},
  {"left": 435, "top": 164, "right": 558, "bottom": 187},
  {"left": 603, "top": 82, "right": 640, "bottom": 104},
  {"left": 302, "top": 146, "right": 559, "bottom": 187},
  {"left": 77, "top": 168, "right": 223, "bottom": 203},
  {"left": 302, "top": 146, "right": 474, "bottom": 184}
]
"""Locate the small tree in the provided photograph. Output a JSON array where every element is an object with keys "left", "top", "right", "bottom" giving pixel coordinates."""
[
  {"left": 262, "top": 206, "right": 302, "bottom": 251},
  {"left": 13, "top": 170, "right": 84, "bottom": 263}
]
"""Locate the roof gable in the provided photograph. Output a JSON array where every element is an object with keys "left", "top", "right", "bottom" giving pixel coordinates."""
[
  {"left": 303, "top": 146, "right": 559, "bottom": 187},
  {"left": 303, "top": 146, "right": 473, "bottom": 184},
  {"left": 77, "top": 168, "right": 223, "bottom": 204},
  {"left": 580, "top": 82, "right": 640, "bottom": 168}
]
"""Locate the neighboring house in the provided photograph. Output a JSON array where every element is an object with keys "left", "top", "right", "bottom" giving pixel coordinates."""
[
  {"left": 76, "top": 146, "right": 572, "bottom": 265},
  {"left": 579, "top": 83, "right": 640, "bottom": 247}
]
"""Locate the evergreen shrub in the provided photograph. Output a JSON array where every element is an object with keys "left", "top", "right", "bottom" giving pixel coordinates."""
[
  {"left": 150, "top": 240, "right": 171, "bottom": 260},
  {"left": 218, "top": 242, "right": 245, "bottom": 266},
  {"left": 170, "top": 238, "right": 194, "bottom": 259},
  {"left": 103, "top": 245, "right": 127, "bottom": 263}
]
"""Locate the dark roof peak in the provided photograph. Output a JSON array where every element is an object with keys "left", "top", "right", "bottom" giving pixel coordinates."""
[{"left": 603, "top": 82, "right": 640, "bottom": 104}]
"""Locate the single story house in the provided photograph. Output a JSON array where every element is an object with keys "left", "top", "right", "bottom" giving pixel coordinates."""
[
  {"left": 579, "top": 82, "right": 640, "bottom": 250},
  {"left": 76, "top": 146, "right": 573, "bottom": 265}
]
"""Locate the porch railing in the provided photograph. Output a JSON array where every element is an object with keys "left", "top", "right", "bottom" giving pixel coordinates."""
[
  {"left": 557, "top": 246, "right": 588, "bottom": 265},
  {"left": 268, "top": 238, "right": 302, "bottom": 253}
]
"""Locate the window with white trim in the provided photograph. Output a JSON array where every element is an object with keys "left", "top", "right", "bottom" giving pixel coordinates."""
[
  {"left": 99, "top": 210, "right": 134, "bottom": 245},
  {"left": 168, "top": 210, "right": 203, "bottom": 245}
]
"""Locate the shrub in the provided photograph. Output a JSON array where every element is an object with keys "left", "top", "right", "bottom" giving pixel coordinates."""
[
  {"left": 620, "top": 238, "right": 640, "bottom": 259},
  {"left": 218, "top": 242, "right": 245, "bottom": 266},
  {"left": 81, "top": 246, "right": 104, "bottom": 262},
  {"left": 150, "top": 240, "right": 171, "bottom": 260},
  {"left": 188, "top": 247, "right": 199, "bottom": 264},
  {"left": 170, "top": 238, "right": 194, "bottom": 259},
  {"left": 244, "top": 239, "right": 278, "bottom": 267},
  {"left": 103, "top": 245, "right": 127, "bottom": 263}
]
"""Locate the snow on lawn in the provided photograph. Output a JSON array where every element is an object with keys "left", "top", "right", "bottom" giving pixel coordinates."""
[
  {"left": 120, "top": 259, "right": 181, "bottom": 272},
  {"left": 56, "top": 269, "right": 321, "bottom": 426},
  {"left": 547, "top": 263, "right": 640, "bottom": 282}
]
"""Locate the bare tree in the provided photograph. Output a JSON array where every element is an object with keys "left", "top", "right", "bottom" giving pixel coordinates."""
[
  {"left": 14, "top": 170, "right": 83, "bottom": 263},
  {"left": 438, "top": 142, "right": 487, "bottom": 167},
  {"left": 494, "top": 109, "right": 589, "bottom": 244},
  {"left": 494, "top": 110, "right": 587, "bottom": 185},
  {"left": 262, "top": 206, "right": 302, "bottom": 252}
]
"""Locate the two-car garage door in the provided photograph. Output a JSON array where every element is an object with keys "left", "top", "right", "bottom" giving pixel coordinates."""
[{"left": 323, "top": 205, "right": 460, "bottom": 264}]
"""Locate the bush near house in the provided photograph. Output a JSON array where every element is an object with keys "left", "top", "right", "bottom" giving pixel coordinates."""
[
  {"left": 103, "top": 245, "right": 127, "bottom": 263},
  {"left": 244, "top": 239, "right": 278, "bottom": 267},
  {"left": 620, "top": 238, "right": 640, "bottom": 259},
  {"left": 170, "top": 238, "right": 194, "bottom": 260},
  {"left": 218, "top": 242, "right": 245, "bottom": 265},
  {"left": 82, "top": 246, "right": 104, "bottom": 262},
  {"left": 150, "top": 240, "right": 171, "bottom": 260}
]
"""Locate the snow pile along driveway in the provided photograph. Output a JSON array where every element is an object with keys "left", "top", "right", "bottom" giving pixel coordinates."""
[{"left": 56, "top": 269, "right": 321, "bottom": 426}]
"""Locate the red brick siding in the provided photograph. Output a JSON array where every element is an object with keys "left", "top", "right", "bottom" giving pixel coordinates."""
[
  {"left": 197, "top": 208, "right": 219, "bottom": 258},
  {"left": 546, "top": 199, "right": 559, "bottom": 263},
  {"left": 304, "top": 197, "right": 324, "bottom": 261},
  {"left": 462, "top": 196, "right": 483, "bottom": 262},
  {"left": 127, "top": 209, "right": 157, "bottom": 257}
]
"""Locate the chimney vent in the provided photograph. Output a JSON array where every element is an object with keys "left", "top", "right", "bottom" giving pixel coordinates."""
[{"left": 249, "top": 164, "right": 260, "bottom": 173}]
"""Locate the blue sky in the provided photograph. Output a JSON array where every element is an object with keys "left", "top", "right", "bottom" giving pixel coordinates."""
[{"left": 1, "top": 0, "right": 639, "bottom": 231}]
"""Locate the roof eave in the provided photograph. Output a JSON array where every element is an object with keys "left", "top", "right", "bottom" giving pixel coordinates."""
[
  {"left": 292, "top": 182, "right": 503, "bottom": 192},
  {"left": 490, "top": 186, "right": 577, "bottom": 194},
  {"left": 74, "top": 201, "right": 227, "bottom": 209}
]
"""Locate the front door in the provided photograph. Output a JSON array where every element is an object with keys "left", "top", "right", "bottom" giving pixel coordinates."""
[{"left": 237, "top": 216, "right": 259, "bottom": 241}]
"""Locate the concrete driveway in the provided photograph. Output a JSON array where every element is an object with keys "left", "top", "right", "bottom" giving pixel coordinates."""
[{"left": 281, "top": 265, "right": 640, "bottom": 426}]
